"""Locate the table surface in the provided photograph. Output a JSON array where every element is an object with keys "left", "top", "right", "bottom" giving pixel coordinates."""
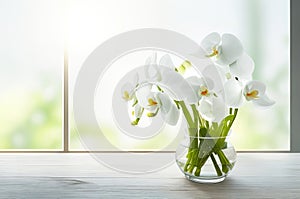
[{"left": 0, "top": 153, "right": 299, "bottom": 199}]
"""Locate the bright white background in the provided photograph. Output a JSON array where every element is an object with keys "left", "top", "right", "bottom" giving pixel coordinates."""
[{"left": 0, "top": 0, "right": 289, "bottom": 150}]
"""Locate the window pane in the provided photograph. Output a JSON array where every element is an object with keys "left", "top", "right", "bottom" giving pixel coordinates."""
[
  {"left": 0, "top": 0, "right": 64, "bottom": 149},
  {"left": 69, "top": 0, "right": 289, "bottom": 150}
]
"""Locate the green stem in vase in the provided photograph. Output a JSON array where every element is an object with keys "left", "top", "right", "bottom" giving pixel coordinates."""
[
  {"left": 194, "top": 154, "right": 210, "bottom": 176},
  {"left": 178, "top": 101, "right": 199, "bottom": 173},
  {"left": 215, "top": 108, "right": 238, "bottom": 173},
  {"left": 216, "top": 150, "right": 230, "bottom": 173},
  {"left": 210, "top": 153, "right": 222, "bottom": 176}
]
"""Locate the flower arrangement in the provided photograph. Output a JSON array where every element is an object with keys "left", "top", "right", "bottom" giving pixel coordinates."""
[{"left": 121, "top": 32, "right": 274, "bottom": 182}]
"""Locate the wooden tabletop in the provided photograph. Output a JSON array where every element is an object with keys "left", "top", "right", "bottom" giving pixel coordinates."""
[{"left": 0, "top": 153, "right": 299, "bottom": 199}]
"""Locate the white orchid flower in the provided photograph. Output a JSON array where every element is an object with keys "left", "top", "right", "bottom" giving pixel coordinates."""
[
  {"left": 224, "top": 78, "right": 245, "bottom": 107},
  {"left": 159, "top": 53, "right": 192, "bottom": 75},
  {"left": 199, "top": 95, "right": 227, "bottom": 123},
  {"left": 134, "top": 104, "right": 143, "bottom": 118},
  {"left": 159, "top": 54, "right": 175, "bottom": 69},
  {"left": 224, "top": 79, "right": 275, "bottom": 107},
  {"left": 135, "top": 85, "right": 180, "bottom": 125},
  {"left": 121, "top": 73, "right": 139, "bottom": 101},
  {"left": 243, "top": 80, "right": 275, "bottom": 107},
  {"left": 230, "top": 53, "right": 255, "bottom": 81},
  {"left": 156, "top": 92, "right": 180, "bottom": 125},
  {"left": 130, "top": 103, "right": 144, "bottom": 126},
  {"left": 134, "top": 84, "right": 154, "bottom": 108},
  {"left": 144, "top": 52, "right": 162, "bottom": 81},
  {"left": 186, "top": 76, "right": 215, "bottom": 101},
  {"left": 157, "top": 66, "right": 198, "bottom": 104},
  {"left": 143, "top": 53, "right": 198, "bottom": 104},
  {"left": 201, "top": 32, "right": 243, "bottom": 66}
]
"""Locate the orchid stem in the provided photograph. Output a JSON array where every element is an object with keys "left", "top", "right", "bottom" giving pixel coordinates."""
[
  {"left": 210, "top": 153, "right": 222, "bottom": 176},
  {"left": 178, "top": 101, "right": 194, "bottom": 128}
]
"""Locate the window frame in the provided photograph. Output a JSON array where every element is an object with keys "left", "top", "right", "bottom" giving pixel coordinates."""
[
  {"left": 0, "top": 0, "right": 296, "bottom": 153},
  {"left": 290, "top": 0, "right": 300, "bottom": 152}
]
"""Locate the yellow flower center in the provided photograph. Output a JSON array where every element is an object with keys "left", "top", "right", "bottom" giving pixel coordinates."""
[
  {"left": 206, "top": 47, "right": 219, "bottom": 57},
  {"left": 200, "top": 86, "right": 209, "bottom": 96},
  {"left": 246, "top": 90, "right": 259, "bottom": 100},
  {"left": 122, "top": 91, "right": 130, "bottom": 100},
  {"left": 148, "top": 98, "right": 158, "bottom": 106},
  {"left": 212, "top": 48, "right": 219, "bottom": 55}
]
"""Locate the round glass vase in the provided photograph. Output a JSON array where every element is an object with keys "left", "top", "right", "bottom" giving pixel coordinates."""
[{"left": 175, "top": 128, "right": 236, "bottom": 183}]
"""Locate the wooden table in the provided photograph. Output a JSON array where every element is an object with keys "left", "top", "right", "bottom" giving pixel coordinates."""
[{"left": 0, "top": 153, "right": 299, "bottom": 198}]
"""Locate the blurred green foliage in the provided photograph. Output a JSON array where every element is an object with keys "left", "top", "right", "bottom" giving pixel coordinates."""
[{"left": 0, "top": 79, "right": 62, "bottom": 149}]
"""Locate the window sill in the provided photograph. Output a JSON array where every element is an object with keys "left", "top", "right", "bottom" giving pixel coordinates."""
[{"left": 0, "top": 153, "right": 299, "bottom": 198}]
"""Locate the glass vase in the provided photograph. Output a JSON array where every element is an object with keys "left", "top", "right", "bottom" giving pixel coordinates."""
[{"left": 175, "top": 127, "right": 236, "bottom": 183}]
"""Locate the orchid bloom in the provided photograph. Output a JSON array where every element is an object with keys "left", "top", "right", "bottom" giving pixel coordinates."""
[
  {"left": 121, "top": 73, "right": 139, "bottom": 101},
  {"left": 199, "top": 95, "right": 227, "bottom": 123},
  {"left": 224, "top": 79, "right": 275, "bottom": 107},
  {"left": 144, "top": 53, "right": 198, "bottom": 104},
  {"left": 229, "top": 53, "right": 255, "bottom": 81},
  {"left": 186, "top": 76, "right": 215, "bottom": 101},
  {"left": 243, "top": 80, "right": 275, "bottom": 107},
  {"left": 202, "top": 32, "right": 255, "bottom": 83},
  {"left": 145, "top": 52, "right": 162, "bottom": 81},
  {"left": 201, "top": 32, "right": 243, "bottom": 66},
  {"left": 135, "top": 85, "right": 180, "bottom": 125},
  {"left": 130, "top": 104, "right": 144, "bottom": 125}
]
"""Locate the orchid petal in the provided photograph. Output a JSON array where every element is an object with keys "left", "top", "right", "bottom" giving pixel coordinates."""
[
  {"left": 121, "top": 82, "right": 135, "bottom": 101},
  {"left": 135, "top": 84, "right": 152, "bottom": 108},
  {"left": 134, "top": 104, "right": 143, "bottom": 118},
  {"left": 186, "top": 76, "right": 203, "bottom": 86},
  {"left": 202, "top": 64, "right": 224, "bottom": 96},
  {"left": 243, "top": 80, "right": 275, "bottom": 107},
  {"left": 244, "top": 80, "right": 266, "bottom": 97},
  {"left": 186, "top": 76, "right": 204, "bottom": 101},
  {"left": 145, "top": 64, "right": 161, "bottom": 81},
  {"left": 159, "top": 67, "right": 198, "bottom": 104},
  {"left": 199, "top": 99, "right": 214, "bottom": 121},
  {"left": 211, "top": 97, "right": 227, "bottom": 122},
  {"left": 201, "top": 32, "right": 221, "bottom": 53},
  {"left": 215, "top": 64, "right": 231, "bottom": 83},
  {"left": 161, "top": 103, "right": 180, "bottom": 125},
  {"left": 145, "top": 52, "right": 160, "bottom": 81},
  {"left": 199, "top": 96, "right": 226, "bottom": 122},
  {"left": 156, "top": 92, "right": 171, "bottom": 115},
  {"left": 189, "top": 47, "right": 207, "bottom": 59},
  {"left": 253, "top": 94, "right": 275, "bottom": 107},
  {"left": 230, "top": 53, "right": 254, "bottom": 81},
  {"left": 159, "top": 54, "right": 174, "bottom": 69},
  {"left": 154, "top": 92, "right": 179, "bottom": 125},
  {"left": 217, "top": 33, "right": 243, "bottom": 65},
  {"left": 224, "top": 79, "right": 244, "bottom": 107},
  {"left": 145, "top": 52, "right": 157, "bottom": 66}
]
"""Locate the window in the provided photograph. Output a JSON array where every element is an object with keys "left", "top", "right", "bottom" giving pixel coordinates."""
[
  {"left": 0, "top": 0, "right": 291, "bottom": 151},
  {"left": 0, "top": 0, "right": 64, "bottom": 150}
]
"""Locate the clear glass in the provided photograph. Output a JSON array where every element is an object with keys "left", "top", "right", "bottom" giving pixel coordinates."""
[
  {"left": 176, "top": 129, "right": 236, "bottom": 183},
  {"left": 0, "top": 0, "right": 64, "bottom": 149}
]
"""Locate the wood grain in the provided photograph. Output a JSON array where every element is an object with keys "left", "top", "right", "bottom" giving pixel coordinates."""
[{"left": 0, "top": 153, "right": 299, "bottom": 199}]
